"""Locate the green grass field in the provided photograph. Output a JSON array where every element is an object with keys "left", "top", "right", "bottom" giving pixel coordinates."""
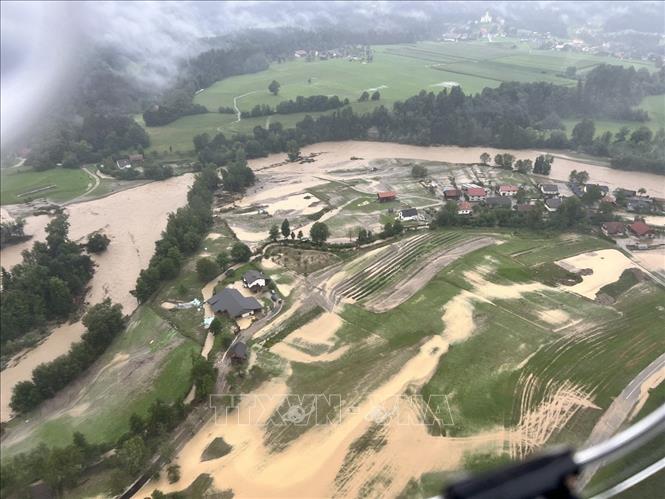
[
  {"left": 0, "top": 167, "right": 92, "bottom": 205},
  {"left": 139, "top": 40, "right": 658, "bottom": 153}
]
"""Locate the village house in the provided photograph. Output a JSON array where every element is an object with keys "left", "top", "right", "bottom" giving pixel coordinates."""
[
  {"left": 128, "top": 153, "right": 144, "bottom": 164},
  {"left": 498, "top": 184, "right": 518, "bottom": 197},
  {"left": 377, "top": 191, "right": 397, "bottom": 203},
  {"left": 466, "top": 187, "right": 487, "bottom": 202},
  {"left": 230, "top": 341, "right": 248, "bottom": 363},
  {"left": 569, "top": 183, "right": 585, "bottom": 198},
  {"left": 398, "top": 208, "right": 419, "bottom": 221},
  {"left": 626, "top": 196, "right": 654, "bottom": 213},
  {"left": 516, "top": 203, "right": 534, "bottom": 213},
  {"left": 540, "top": 184, "right": 559, "bottom": 197},
  {"left": 207, "top": 288, "right": 262, "bottom": 319},
  {"left": 601, "top": 221, "right": 626, "bottom": 237},
  {"left": 485, "top": 196, "right": 512, "bottom": 209},
  {"left": 243, "top": 270, "right": 267, "bottom": 292},
  {"left": 443, "top": 188, "right": 461, "bottom": 201},
  {"left": 457, "top": 201, "right": 473, "bottom": 215},
  {"left": 116, "top": 159, "right": 132, "bottom": 169},
  {"left": 628, "top": 220, "right": 655, "bottom": 239},
  {"left": 544, "top": 197, "right": 562, "bottom": 212}
]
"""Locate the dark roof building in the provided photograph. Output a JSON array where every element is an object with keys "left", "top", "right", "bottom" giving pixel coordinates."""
[
  {"left": 602, "top": 222, "right": 626, "bottom": 237},
  {"left": 399, "top": 208, "right": 419, "bottom": 220},
  {"left": 516, "top": 204, "right": 534, "bottom": 213},
  {"left": 485, "top": 196, "right": 512, "bottom": 208},
  {"left": 544, "top": 197, "right": 562, "bottom": 211},
  {"left": 443, "top": 189, "right": 461, "bottom": 200},
  {"left": 540, "top": 184, "right": 559, "bottom": 196},
  {"left": 230, "top": 341, "right": 248, "bottom": 362},
  {"left": 569, "top": 183, "right": 585, "bottom": 198},
  {"left": 243, "top": 270, "right": 267, "bottom": 289},
  {"left": 207, "top": 288, "right": 262, "bottom": 318}
]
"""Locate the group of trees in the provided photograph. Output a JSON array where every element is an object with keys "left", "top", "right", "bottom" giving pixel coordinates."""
[
  {"left": 0, "top": 218, "right": 27, "bottom": 248},
  {"left": 10, "top": 300, "right": 125, "bottom": 414},
  {"left": 133, "top": 167, "right": 219, "bottom": 302},
  {"left": 86, "top": 232, "right": 111, "bottom": 253},
  {"left": 1, "top": 215, "right": 94, "bottom": 348},
  {"left": 0, "top": 432, "right": 106, "bottom": 497},
  {"left": 358, "top": 90, "right": 380, "bottom": 102},
  {"left": 275, "top": 95, "right": 348, "bottom": 114},
  {"left": 25, "top": 114, "right": 149, "bottom": 171}
]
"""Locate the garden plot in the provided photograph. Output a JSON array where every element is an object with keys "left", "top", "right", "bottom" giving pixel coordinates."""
[{"left": 332, "top": 231, "right": 470, "bottom": 303}]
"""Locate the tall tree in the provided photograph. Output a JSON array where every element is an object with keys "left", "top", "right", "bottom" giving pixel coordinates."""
[
  {"left": 268, "top": 80, "right": 281, "bottom": 95},
  {"left": 281, "top": 219, "right": 290, "bottom": 238}
]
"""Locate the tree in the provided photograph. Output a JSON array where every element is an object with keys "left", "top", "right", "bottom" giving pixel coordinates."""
[
  {"left": 118, "top": 436, "right": 147, "bottom": 475},
  {"left": 494, "top": 153, "right": 515, "bottom": 170},
  {"left": 231, "top": 242, "right": 251, "bottom": 262},
  {"left": 209, "top": 317, "right": 222, "bottom": 335},
  {"left": 572, "top": 119, "right": 595, "bottom": 147},
  {"left": 43, "top": 445, "right": 83, "bottom": 495},
  {"left": 86, "top": 232, "right": 110, "bottom": 253},
  {"left": 286, "top": 140, "right": 300, "bottom": 162},
  {"left": 638, "top": 187, "right": 647, "bottom": 196},
  {"left": 281, "top": 219, "right": 290, "bottom": 238},
  {"left": 310, "top": 222, "right": 329, "bottom": 244},
  {"left": 582, "top": 185, "right": 603, "bottom": 205},
  {"left": 268, "top": 80, "right": 281, "bottom": 95},
  {"left": 392, "top": 219, "right": 404, "bottom": 235},
  {"left": 269, "top": 224, "right": 280, "bottom": 241},
  {"left": 480, "top": 152, "right": 491, "bottom": 165},
  {"left": 167, "top": 464, "right": 181, "bottom": 484},
  {"left": 297, "top": 230, "right": 303, "bottom": 240},
  {"left": 290, "top": 231, "right": 296, "bottom": 240},
  {"left": 568, "top": 170, "right": 589, "bottom": 185},
  {"left": 371, "top": 91, "right": 380, "bottom": 101},
  {"left": 411, "top": 164, "right": 428, "bottom": 178},
  {"left": 196, "top": 257, "right": 220, "bottom": 282},
  {"left": 216, "top": 251, "right": 230, "bottom": 270},
  {"left": 358, "top": 91, "right": 370, "bottom": 102},
  {"left": 515, "top": 159, "right": 533, "bottom": 174},
  {"left": 533, "top": 154, "right": 554, "bottom": 175}
]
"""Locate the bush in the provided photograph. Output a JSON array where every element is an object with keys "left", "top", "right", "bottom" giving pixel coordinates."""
[
  {"left": 86, "top": 232, "right": 110, "bottom": 253},
  {"left": 196, "top": 257, "right": 220, "bottom": 282},
  {"left": 231, "top": 242, "right": 252, "bottom": 262}
]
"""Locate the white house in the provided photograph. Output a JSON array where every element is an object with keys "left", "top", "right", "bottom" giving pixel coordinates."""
[
  {"left": 498, "top": 184, "right": 518, "bottom": 197},
  {"left": 243, "top": 270, "right": 267, "bottom": 291},
  {"left": 398, "top": 208, "right": 419, "bottom": 221},
  {"left": 466, "top": 187, "right": 487, "bottom": 202},
  {"left": 457, "top": 201, "right": 473, "bottom": 215}
]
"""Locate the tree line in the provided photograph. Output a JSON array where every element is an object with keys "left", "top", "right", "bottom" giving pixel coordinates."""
[
  {"left": 10, "top": 300, "right": 126, "bottom": 414},
  {"left": 132, "top": 167, "right": 220, "bottom": 303},
  {"left": 1, "top": 215, "right": 94, "bottom": 349},
  {"left": 0, "top": 218, "right": 28, "bottom": 248},
  {"left": 188, "top": 64, "right": 664, "bottom": 175}
]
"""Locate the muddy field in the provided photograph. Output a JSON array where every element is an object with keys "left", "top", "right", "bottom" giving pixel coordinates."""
[{"left": 0, "top": 175, "right": 193, "bottom": 421}]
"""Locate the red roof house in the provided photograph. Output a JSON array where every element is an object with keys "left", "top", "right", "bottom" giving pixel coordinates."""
[
  {"left": 377, "top": 191, "right": 397, "bottom": 202},
  {"left": 498, "top": 184, "right": 518, "bottom": 196},
  {"left": 628, "top": 221, "right": 655, "bottom": 238},
  {"left": 457, "top": 201, "right": 473, "bottom": 215},
  {"left": 466, "top": 187, "right": 486, "bottom": 201}
]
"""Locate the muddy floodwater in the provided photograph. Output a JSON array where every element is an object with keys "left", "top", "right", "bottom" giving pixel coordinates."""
[
  {"left": 247, "top": 141, "right": 665, "bottom": 198},
  {"left": 0, "top": 175, "right": 193, "bottom": 421}
]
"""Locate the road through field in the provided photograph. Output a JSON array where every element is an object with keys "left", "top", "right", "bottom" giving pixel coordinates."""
[{"left": 578, "top": 351, "right": 665, "bottom": 489}]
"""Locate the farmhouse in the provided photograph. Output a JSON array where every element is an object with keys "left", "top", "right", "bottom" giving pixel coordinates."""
[
  {"left": 516, "top": 203, "right": 534, "bottom": 213},
  {"left": 601, "top": 222, "right": 626, "bottom": 237},
  {"left": 457, "top": 201, "right": 473, "bottom": 215},
  {"left": 116, "top": 159, "right": 132, "bottom": 169},
  {"left": 544, "top": 197, "right": 562, "bottom": 212},
  {"left": 243, "top": 270, "right": 267, "bottom": 291},
  {"left": 615, "top": 188, "right": 637, "bottom": 198},
  {"left": 128, "top": 154, "right": 144, "bottom": 163},
  {"left": 628, "top": 221, "right": 655, "bottom": 238},
  {"left": 398, "top": 208, "right": 419, "bottom": 221},
  {"left": 486, "top": 196, "right": 512, "bottom": 208},
  {"left": 569, "top": 183, "right": 585, "bottom": 198},
  {"left": 498, "top": 184, "right": 518, "bottom": 196},
  {"left": 466, "top": 187, "right": 486, "bottom": 202},
  {"left": 443, "top": 188, "right": 461, "bottom": 200},
  {"left": 540, "top": 184, "right": 559, "bottom": 196},
  {"left": 207, "top": 288, "right": 262, "bottom": 319},
  {"left": 626, "top": 197, "right": 653, "bottom": 213},
  {"left": 377, "top": 191, "right": 397, "bottom": 202}
]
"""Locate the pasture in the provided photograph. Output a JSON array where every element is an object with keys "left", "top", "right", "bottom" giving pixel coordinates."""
[
  {"left": 140, "top": 40, "right": 658, "bottom": 153},
  {"left": 0, "top": 166, "right": 92, "bottom": 205}
]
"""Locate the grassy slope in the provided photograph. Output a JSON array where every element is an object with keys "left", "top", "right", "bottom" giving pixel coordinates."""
[
  {"left": 0, "top": 166, "right": 92, "bottom": 205},
  {"left": 141, "top": 40, "right": 656, "bottom": 153}
]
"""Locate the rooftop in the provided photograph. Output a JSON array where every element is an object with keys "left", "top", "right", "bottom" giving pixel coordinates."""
[{"left": 207, "top": 288, "right": 262, "bottom": 318}]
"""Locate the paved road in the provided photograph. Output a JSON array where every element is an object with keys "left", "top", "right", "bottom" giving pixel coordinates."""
[{"left": 579, "top": 351, "right": 665, "bottom": 488}]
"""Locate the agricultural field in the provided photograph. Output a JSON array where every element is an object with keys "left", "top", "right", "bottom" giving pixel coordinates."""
[
  {"left": 139, "top": 40, "right": 658, "bottom": 153},
  {"left": 0, "top": 166, "right": 93, "bottom": 205}
]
